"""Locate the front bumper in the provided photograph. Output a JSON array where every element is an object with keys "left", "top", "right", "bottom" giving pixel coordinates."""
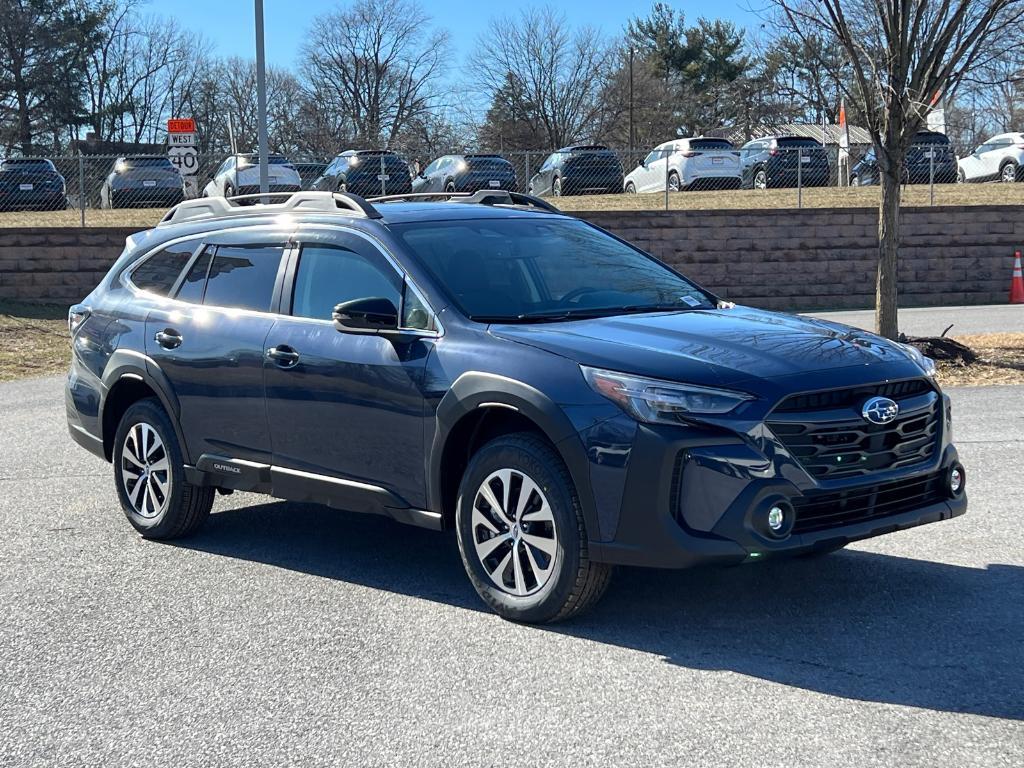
[{"left": 580, "top": 403, "right": 966, "bottom": 569}]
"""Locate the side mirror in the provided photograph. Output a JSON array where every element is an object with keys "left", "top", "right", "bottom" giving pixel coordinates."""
[
  {"left": 333, "top": 297, "right": 399, "bottom": 334},
  {"left": 639, "top": 158, "right": 646, "bottom": 167}
]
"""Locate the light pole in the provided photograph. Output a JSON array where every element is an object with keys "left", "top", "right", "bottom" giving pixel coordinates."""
[
  {"left": 628, "top": 47, "right": 635, "bottom": 154},
  {"left": 254, "top": 0, "right": 269, "bottom": 199}
]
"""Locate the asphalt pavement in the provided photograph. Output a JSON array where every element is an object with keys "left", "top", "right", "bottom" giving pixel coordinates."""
[
  {"left": 1, "top": 376, "right": 1022, "bottom": 767},
  {"left": 808, "top": 303, "right": 1024, "bottom": 336}
]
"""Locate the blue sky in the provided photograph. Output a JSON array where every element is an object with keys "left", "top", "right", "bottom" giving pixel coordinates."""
[{"left": 167, "top": 0, "right": 757, "bottom": 69}]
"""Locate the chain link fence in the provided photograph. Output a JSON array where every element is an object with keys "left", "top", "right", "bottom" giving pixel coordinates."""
[{"left": 1, "top": 141, "right": 1021, "bottom": 224}]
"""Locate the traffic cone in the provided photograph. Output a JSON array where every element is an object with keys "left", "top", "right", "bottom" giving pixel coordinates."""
[{"left": 1011, "top": 251, "right": 1024, "bottom": 304}]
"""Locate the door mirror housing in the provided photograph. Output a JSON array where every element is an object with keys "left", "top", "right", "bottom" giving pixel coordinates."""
[{"left": 333, "top": 297, "right": 399, "bottom": 334}]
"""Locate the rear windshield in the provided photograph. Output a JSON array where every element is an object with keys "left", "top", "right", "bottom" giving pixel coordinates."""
[
  {"left": 122, "top": 157, "right": 175, "bottom": 170},
  {"left": 691, "top": 139, "right": 734, "bottom": 150},
  {"left": 466, "top": 155, "right": 511, "bottom": 169},
  {"left": 238, "top": 155, "right": 291, "bottom": 165},
  {"left": 391, "top": 218, "right": 712, "bottom": 321},
  {"left": 913, "top": 132, "right": 951, "bottom": 145},
  {"left": 776, "top": 138, "right": 824, "bottom": 148},
  {"left": 1, "top": 159, "right": 53, "bottom": 171}
]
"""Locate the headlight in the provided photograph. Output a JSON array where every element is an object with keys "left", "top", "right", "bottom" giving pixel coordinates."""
[
  {"left": 900, "top": 343, "right": 936, "bottom": 377},
  {"left": 581, "top": 366, "right": 753, "bottom": 423}
]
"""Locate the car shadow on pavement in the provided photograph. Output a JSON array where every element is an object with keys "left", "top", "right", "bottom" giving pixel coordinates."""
[{"left": 179, "top": 500, "right": 1023, "bottom": 721}]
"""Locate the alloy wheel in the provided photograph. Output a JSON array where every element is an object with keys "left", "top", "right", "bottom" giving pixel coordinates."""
[
  {"left": 754, "top": 169, "right": 767, "bottom": 190},
  {"left": 668, "top": 173, "right": 680, "bottom": 192},
  {"left": 1001, "top": 164, "right": 1017, "bottom": 183},
  {"left": 120, "top": 422, "right": 171, "bottom": 519},
  {"left": 471, "top": 468, "right": 558, "bottom": 597}
]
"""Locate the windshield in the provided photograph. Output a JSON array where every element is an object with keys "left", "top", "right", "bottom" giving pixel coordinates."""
[
  {"left": 124, "top": 157, "right": 175, "bottom": 168},
  {"left": 1, "top": 159, "right": 52, "bottom": 171},
  {"left": 390, "top": 218, "right": 714, "bottom": 322}
]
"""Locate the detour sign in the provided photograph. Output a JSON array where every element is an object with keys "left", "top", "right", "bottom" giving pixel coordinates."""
[{"left": 167, "top": 118, "right": 196, "bottom": 134}]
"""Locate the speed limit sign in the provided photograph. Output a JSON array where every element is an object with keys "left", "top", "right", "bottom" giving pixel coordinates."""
[{"left": 168, "top": 145, "right": 199, "bottom": 176}]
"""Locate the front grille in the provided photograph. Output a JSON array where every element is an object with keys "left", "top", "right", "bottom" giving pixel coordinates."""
[
  {"left": 767, "top": 379, "right": 941, "bottom": 479},
  {"left": 791, "top": 471, "right": 947, "bottom": 534}
]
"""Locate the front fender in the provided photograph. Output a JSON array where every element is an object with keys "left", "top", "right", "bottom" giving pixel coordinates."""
[{"left": 428, "top": 371, "right": 600, "bottom": 539}]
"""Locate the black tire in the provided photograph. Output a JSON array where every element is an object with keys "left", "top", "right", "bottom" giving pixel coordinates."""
[
  {"left": 112, "top": 398, "right": 213, "bottom": 540},
  {"left": 956, "top": 168, "right": 966, "bottom": 184},
  {"left": 444, "top": 180, "right": 456, "bottom": 193},
  {"left": 337, "top": 180, "right": 347, "bottom": 193},
  {"left": 455, "top": 433, "right": 612, "bottom": 623},
  {"left": 224, "top": 183, "right": 235, "bottom": 199},
  {"left": 753, "top": 167, "right": 768, "bottom": 190},
  {"left": 668, "top": 170, "right": 681, "bottom": 192},
  {"left": 1000, "top": 161, "right": 1018, "bottom": 183},
  {"left": 624, "top": 181, "right": 636, "bottom": 194},
  {"left": 552, "top": 176, "right": 562, "bottom": 197}
]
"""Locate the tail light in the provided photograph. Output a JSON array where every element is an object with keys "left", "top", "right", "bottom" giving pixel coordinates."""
[
  {"left": 769, "top": 149, "right": 780, "bottom": 157},
  {"left": 1015, "top": 142, "right": 1024, "bottom": 150},
  {"left": 68, "top": 305, "right": 90, "bottom": 335}
]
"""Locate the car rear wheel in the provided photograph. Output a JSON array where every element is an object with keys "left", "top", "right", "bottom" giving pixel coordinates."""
[
  {"left": 224, "top": 183, "right": 235, "bottom": 199},
  {"left": 753, "top": 167, "right": 768, "bottom": 190},
  {"left": 668, "top": 171, "right": 681, "bottom": 192},
  {"left": 337, "top": 180, "right": 347, "bottom": 193},
  {"left": 113, "top": 398, "right": 214, "bottom": 540},
  {"left": 1000, "top": 161, "right": 1018, "bottom": 183},
  {"left": 455, "top": 433, "right": 612, "bottom": 623},
  {"left": 957, "top": 168, "right": 966, "bottom": 184},
  {"left": 445, "top": 180, "right": 456, "bottom": 193},
  {"left": 552, "top": 177, "right": 562, "bottom": 197},
  {"left": 624, "top": 181, "right": 636, "bottom": 194}
]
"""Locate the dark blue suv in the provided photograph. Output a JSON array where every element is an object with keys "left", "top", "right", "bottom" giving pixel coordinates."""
[{"left": 65, "top": 190, "right": 967, "bottom": 622}]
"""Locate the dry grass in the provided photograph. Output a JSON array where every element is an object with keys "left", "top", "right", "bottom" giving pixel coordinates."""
[
  {"left": 554, "top": 182, "right": 1024, "bottom": 212},
  {"left": 935, "top": 332, "right": 1024, "bottom": 387},
  {"left": 0, "top": 301, "right": 69, "bottom": 382},
  {"left": 0, "top": 183, "right": 1022, "bottom": 228}
]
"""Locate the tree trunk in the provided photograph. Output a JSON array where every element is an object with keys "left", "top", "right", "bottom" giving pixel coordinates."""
[{"left": 875, "top": 166, "right": 902, "bottom": 340}]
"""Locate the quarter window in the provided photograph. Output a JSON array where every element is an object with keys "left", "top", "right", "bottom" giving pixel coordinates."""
[
  {"left": 175, "top": 248, "right": 213, "bottom": 304},
  {"left": 130, "top": 240, "right": 199, "bottom": 295},
  {"left": 200, "top": 245, "right": 284, "bottom": 312},
  {"left": 291, "top": 244, "right": 401, "bottom": 321}
]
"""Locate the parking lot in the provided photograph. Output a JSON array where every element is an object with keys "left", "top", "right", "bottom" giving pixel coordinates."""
[{"left": 2, "top": 375, "right": 1021, "bottom": 766}]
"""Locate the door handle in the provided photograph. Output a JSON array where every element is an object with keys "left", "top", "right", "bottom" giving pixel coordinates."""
[
  {"left": 154, "top": 328, "right": 182, "bottom": 349},
  {"left": 265, "top": 345, "right": 300, "bottom": 368}
]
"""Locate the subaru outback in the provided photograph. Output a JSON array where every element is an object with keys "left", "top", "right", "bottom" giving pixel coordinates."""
[{"left": 65, "top": 190, "right": 967, "bottom": 623}]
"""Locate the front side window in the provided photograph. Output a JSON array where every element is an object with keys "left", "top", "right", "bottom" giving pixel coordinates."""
[
  {"left": 130, "top": 239, "right": 200, "bottom": 296},
  {"left": 199, "top": 245, "right": 284, "bottom": 312},
  {"left": 291, "top": 244, "right": 401, "bottom": 321},
  {"left": 391, "top": 219, "right": 713, "bottom": 322}
]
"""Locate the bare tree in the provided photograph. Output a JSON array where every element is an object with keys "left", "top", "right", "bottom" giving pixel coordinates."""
[
  {"left": 473, "top": 8, "right": 615, "bottom": 149},
  {"left": 300, "top": 0, "right": 448, "bottom": 148},
  {"left": 767, "top": 0, "right": 1024, "bottom": 339}
]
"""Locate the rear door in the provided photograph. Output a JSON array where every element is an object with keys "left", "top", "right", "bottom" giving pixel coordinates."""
[
  {"left": 263, "top": 226, "right": 438, "bottom": 510},
  {"left": 145, "top": 226, "right": 291, "bottom": 467},
  {"left": 690, "top": 138, "right": 740, "bottom": 177}
]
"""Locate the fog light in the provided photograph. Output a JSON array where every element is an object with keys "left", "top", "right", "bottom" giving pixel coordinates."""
[
  {"left": 948, "top": 464, "right": 965, "bottom": 496},
  {"left": 768, "top": 505, "right": 785, "bottom": 532}
]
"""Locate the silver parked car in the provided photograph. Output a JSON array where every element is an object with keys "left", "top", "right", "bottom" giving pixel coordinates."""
[
  {"left": 957, "top": 132, "right": 1024, "bottom": 183},
  {"left": 624, "top": 138, "right": 741, "bottom": 193}
]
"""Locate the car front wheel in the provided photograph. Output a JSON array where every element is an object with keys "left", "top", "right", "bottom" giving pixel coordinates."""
[
  {"left": 1001, "top": 161, "right": 1018, "bottom": 183},
  {"left": 455, "top": 433, "right": 612, "bottom": 623},
  {"left": 753, "top": 168, "right": 768, "bottom": 190},
  {"left": 113, "top": 398, "right": 214, "bottom": 539}
]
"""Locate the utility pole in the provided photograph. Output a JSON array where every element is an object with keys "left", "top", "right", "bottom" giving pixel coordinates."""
[{"left": 254, "top": 0, "right": 269, "bottom": 199}]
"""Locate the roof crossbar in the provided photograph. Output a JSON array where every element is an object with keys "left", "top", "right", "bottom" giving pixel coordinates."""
[{"left": 157, "top": 190, "right": 382, "bottom": 226}]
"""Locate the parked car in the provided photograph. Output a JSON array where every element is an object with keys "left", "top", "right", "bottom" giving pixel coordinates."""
[
  {"left": 312, "top": 150, "right": 412, "bottom": 197},
  {"left": 528, "top": 145, "right": 623, "bottom": 196},
  {"left": 65, "top": 188, "right": 966, "bottom": 623},
  {"left": 0, "top": 157, "right": 67, "bottom": 211},
  {"left": 293, "top": 161, "right": 329, "bottom": 190},
  {"left": 851, "top": 131, "right": 958, "bottom": 186},
  {"left": 412, "top": 154, "right": 517, "bottom": 194},
  {"left": 624, "top": 138, "right": 741, "bottom": 193},
  {"left": 201, "top": 153, "right": 302, "bottom": 200},
  {"left": 100, "top": 156, "right": 185, "bottom": 209},
  {"left": 957, "top": 132, "right": 1024, "bottom": 183},
  {"left": 740, "top": 136, "right": 830, "bottom": 189}
]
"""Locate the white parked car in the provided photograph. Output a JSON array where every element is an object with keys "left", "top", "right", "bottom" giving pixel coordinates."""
[
  {"left": 956, "top": 132, "right": 1024, "bottom": 183},
  {"left": 201, "top": 153, "right": 302, "bottom": 199},
  {"left": 624, "top": 138, "right": 741, "bottom": 193}
]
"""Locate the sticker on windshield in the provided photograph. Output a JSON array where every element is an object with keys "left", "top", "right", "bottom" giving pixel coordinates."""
[{"left": 680, "top": 295, "right": 702, "bottom": 307}]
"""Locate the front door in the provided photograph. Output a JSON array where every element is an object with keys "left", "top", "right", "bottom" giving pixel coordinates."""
[
  {"left": 263, "top": 228, "right": 437, "bottom": 510},
  {"left": 145, "top": 231, "right": 290, "bottom": 466}
]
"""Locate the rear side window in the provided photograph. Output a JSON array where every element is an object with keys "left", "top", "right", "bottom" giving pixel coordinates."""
[
  {"left": 175, "top": 248, "right": 212, "bottom": 304},
  {"left": 131, "top": 240, "right": 199, "bottom": 296},
  {"left": 291, "top": 244, "right": 400, "bottom": 321},
  {"left": 200, "top": 245, "right": 284, "bottom": 312}
]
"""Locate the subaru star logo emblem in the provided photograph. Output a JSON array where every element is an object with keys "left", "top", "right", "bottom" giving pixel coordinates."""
[{"left": 862, "top": 396, "right": 899, "bottom": 425}]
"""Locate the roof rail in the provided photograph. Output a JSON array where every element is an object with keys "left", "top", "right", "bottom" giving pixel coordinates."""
[
  {"left": 367, "top": 189, "right": 561, "bottom": 214},
  {"left": 157, "top": 190, "right": 382, "bottom": 227}
]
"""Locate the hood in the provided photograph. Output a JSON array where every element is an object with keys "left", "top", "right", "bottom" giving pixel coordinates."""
[{"left": 490, "top": 306, "right": 923, "bottom": 389}]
